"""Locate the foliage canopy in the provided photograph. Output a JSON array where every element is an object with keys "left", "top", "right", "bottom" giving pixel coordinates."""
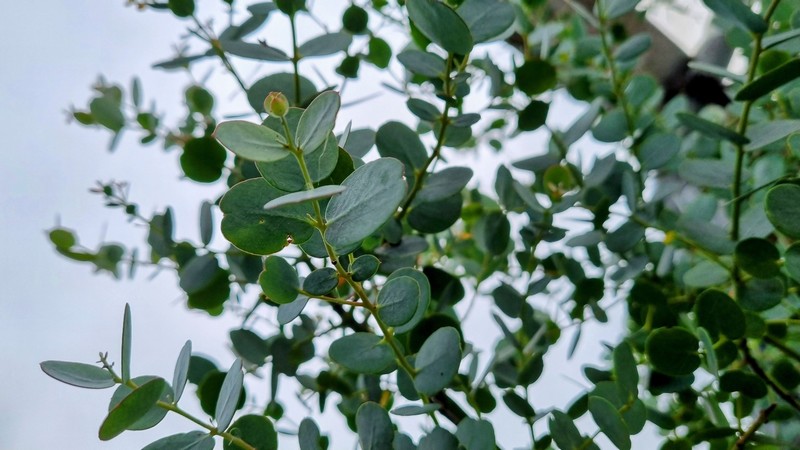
[{"left": 43, "top": 0, "right": 800, "bottom": 448}]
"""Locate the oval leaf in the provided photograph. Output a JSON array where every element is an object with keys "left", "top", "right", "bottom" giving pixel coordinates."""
[
  {"left": 414, "top": 326, "right": 461, "bottom": 395},
  {"left": 142, "top": 431, "right": 215, "bottom": 450},
  {"left": 356, "top": 402, "right": 394, "bottom": 450},
  {"left": 222, "top": 414, "right": 278, "bottom": 450},
  {"left": 407, "top": 0, "right": 474, "bottom": 55},
  {"left": 121, "top": 303, "right": 132, "bottom": 383},
  {"left": 172, "top": 340, "right": 192, "bottom": 402},
  {"left": 99, "top": 378, "right": 166, "bottom": 441},
  {"left": 589, "top": 396, "right": 631, "bottom": 450},
  {"left": 259, "top": 256, "right": 299, "bottom": 304},
  {"left": 264, "top": 185, "right": 346, "bottom": 210},
  {"left": 329, "top": 333, "right": 395, "bottom": 374},
  {"left": 765, "top": 184, "right": 800, "bottom": 239},
  {"left": 325, "top": 158, "right": 407, "bottom": 251},
  {"left": 214, "top": 121, "right": 289, "bottom": 162},
  {"left": 377, "top": 276, "right": 421, "bottom": 327},
  {"left": 296, "top": 91, "right": 340, "bottom": 153},
  {"left": 645, "top": 327, "right": 700, "bottom": 377},
  {"left": 40, "top": 361, "right": 115, "bottom": 389}
]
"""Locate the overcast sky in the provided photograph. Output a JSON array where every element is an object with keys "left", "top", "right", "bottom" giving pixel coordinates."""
[{"left": 0, "top": 2, "right": 708, "bottom": 449}]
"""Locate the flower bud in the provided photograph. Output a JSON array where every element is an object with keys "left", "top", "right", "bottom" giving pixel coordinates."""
[{"left": 263, "top": 91, "right": 289, "bottom": 117}]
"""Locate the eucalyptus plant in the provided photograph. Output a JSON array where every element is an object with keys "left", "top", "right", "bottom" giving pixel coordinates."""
[{"left": 42, "top": 0, "right": 800, "bottom": 448}]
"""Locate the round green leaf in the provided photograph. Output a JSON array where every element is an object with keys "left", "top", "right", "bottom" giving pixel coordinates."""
[
  {"left": 694, "top": 289, "right": 746, "bottom": 340},
  {"left": 230, "top": 329, "right": 269, "bottom": 366},
  {"left": 719, "top": 370, "right": 768, "bottom": 398},
  {"left": 474, "top": 211, "right": 510, "bottom": 255},
  {"left": 397, "top": 50, "right": 446, "bottom": 77},
  {"left": 277, "top": 295, "right": 310, "bottom": 325},
  {"left": 187, "top": 355, "right": 218, "bottom": 385},
  {"left": 606, "top": 221, "right": 645, "bottom": 253},
  {"left": 408, "top": 193, "right": 463, "bottom": 233},
  {"left": 367, "top": 37, "right": 392, "bottom": 68},
  {"left": 639, "top": 133, "right": 679, "bottom": 170},
  {"left": 214, "top": 121, "right": 289, "bottom": 163},
  {"left": 142, "top": 431, "right": 214, "bottom": 450},
  {"left": 784, "top": 243, "right": 800, "bottom": 282},
  {"left": 739, "top": 277, "right": 784, "bottom": 311},
  {"left": 342, "top": 5, "right": 369, "bottom": 33},
  {"left": 377, "top": 276, "right": 420, "bottom": 327},
  {"left": 613, "top": 341, "right": 639, "bottom": 399},
  {"left": 259, "top": 256, "right": 299, "bottom": 304},
  {"left": 303, "top": 267, "right": 339, "bottom": 295},
  {"left": 406, "top": 0, "right": 473, "bottom": 55},
  {"left": 376, "top": 121, "right": 428, "bottom": 176},
  {"left": 549, "top": 411, "right": 584, "bottom": 450},
  {"left": 389, "top": 268, "right": 431, "bottom": 334},
  {"left": 645, "top": 327, "right": 700, "bottom": 377},
  {"left": 356, "top": 402, "right": 394, "bottom": 450},
  {"left": 456, "top": 0, "right": 516, "bottom": 43},
  {"left": 350, "top": 254, "right": 381, "bottom": 281},
  {"left": 220, "top": 178, "right": 314, "bottom": 255},
  {"left": 329, "top": 332, "right": 395, "bottom": 374},
  {"left": 589, "top": 396, "right": 631, "bottom": 450},
  {"left": 179, "top": 254, "right": 223, "bottom": 295},
  {"left": 414, "top": 326, "right": 461, "bottom": 395},
  {"left": 455, "top": 418, "right": 496, "bottom": 450},
  {"left": 298, "top": 418, "right": 324, "bottom": 450},
  {"left": 517, "top": 100, "right": 549, "bottom": 131},
  {"left": 40, "top": 361, "right": 115, "bottom": 389},
  {"left": 109, "top": 376, "right": 173, "bottom": 431},
  {"left": 325, "top": 158, "right": 407, "bottom": 251},
  {"left": 765, "top": 184, "right": 800, "bottom": 239},
  {"left": 99, "top": 378, "right": 166, "bottom": 441},
  {"left": 168, "top": 0, "right": 194, "bottom": 17},
  {"left": 735, "top": 238, "right": 780, "bottom": 278},
  {"left": 419, "top": 427, "right": 459, "bottom": 450},
  {"left": 180, "top": 137, "right": 226, "bottom": 183},
  {"left": 516, "top": 60, "right": 557, "bottom": 96},
  {"left": 223, "top": 414, "right": 277, "bottom": 450}
]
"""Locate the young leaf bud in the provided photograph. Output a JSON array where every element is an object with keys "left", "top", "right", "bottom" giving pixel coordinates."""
[{"left": 264, "top": 91, "right": 289, "bottom": 117}]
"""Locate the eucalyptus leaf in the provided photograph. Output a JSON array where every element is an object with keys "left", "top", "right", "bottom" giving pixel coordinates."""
[
  {"left": 263, "top": 185, "right": 346, "bottom": 210},
  {"left": 121, "top": 303, "right": 132, "bottom": 383},
  {"left": 99, "top": 378, "right": 166, "bottom": 440},
  {"left": 329, "top": 333, "right": 395, "bottom": 374},
  {"left": 142, "top": 431, "right": 214, "bottom": 450},
  {"left": 172, "top": 340, "right": 192, "bottom": 402},
  {"left": 765, "top": 184, "right": 800, "bottom": 238},
  {"left": 407, "top": 0, "right": 473, "bottom": 55},
  {"left": 298, "top": 32, "right": 352, "bottom": 58},
  {"left": 40, "top": 361, "right": 115, "bottom": 389},
  {"left": 296, "top": 91, "right": 340, "bottom": 153},
  {"left": 215, "top": 359, "right": 244, "bottom": 431},
  {"left": 214, "top": 121, "right": 289, "bottom": 162},
  {"left": 456, "top": 0, "right": 516, "bottom": 43},
  {"left": 325, "top": 158, "right": 407, "bottom": 251},
  {"left": 414, "top": 326, "right": 461, "bottom": 395}
]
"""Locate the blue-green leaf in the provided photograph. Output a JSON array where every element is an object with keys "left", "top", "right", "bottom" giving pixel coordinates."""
[
  {"left": 99, "top": 378, "right": 166, "bottom": 440},
  {"left": 142, "top": 431, "right": 214, "bottom": 450},
  {"left": 589, "top": 396, "right": 631, "bottom": 450},
  {"left": 214, "top": 121, "right": 289, "bottom": 162},
  {"left": 456, "top": 0, "right": 516, "bottom": 43},
  {"left": 264, "top": 185, "right": 346, "bottom": 210},
  {"left": 325, "top": 158, "right": 407, "bottom": 251},
  {"left": 40, "top": 361, "right": 115, "bottom": 389},
  {"left": 357, "top": 402, "right": 394, "bottom": 450},
  {"left": 407, "top": 0, "right": 474, "bottom": 55},
  {"left": 296, "top": 91, "right": 341, "bottom": 153},
  {"left": 215, "top": 359, "right": 244, "bottom": 431},
  {"left": 172, "top": 340, "right": 192, "bottom": 402},
  {"left": 329, "top": 333, "right": 395, "bottom": 374},
  {"left": 414, "top": 327, "right": 461, "bottom": 395},
  {"left": 121, "top": 303, "right": 132, "bottom": 383}
]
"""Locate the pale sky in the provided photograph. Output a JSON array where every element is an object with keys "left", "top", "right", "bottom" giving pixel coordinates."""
[{"left": 0, "top": 1, "right": 702, "bottom": 448}]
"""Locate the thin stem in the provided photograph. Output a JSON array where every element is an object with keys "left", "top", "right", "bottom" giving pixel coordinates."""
[
  {"left": 732, "top": 403, "right": 777, "bottom": 450},
  {"left": 395, "top": 55, "right": 455, "bottom": 221},
  {"left": 99, "top": 353, "right": 256, "bottom": 450},
  {"left": 764, "top": 335, "right": 800, "bottom": 365},
  {"left": 289, "top": 14, "right": 302, "bottom": 105},
  {"left": 741, "top": 341, "right": 800, "bottom": 414},
  {"left": 595, "top": 0, "right": 635, "bottom": 137},
  {"left": 731, "top": 0, "right": 782, "bottom": 243}
]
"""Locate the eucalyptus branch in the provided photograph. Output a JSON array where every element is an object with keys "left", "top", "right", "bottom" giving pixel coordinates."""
[
  {"left": 732, "top": 403, "right": 776, "bottom": 450},
  {"left": 98, "top": 353, "right": 256, "bottom": 450},
  {"left": 595, "top": 0, "right": 636, "bottom": 138},
  {"left": 731, "top": 0, "right": 782, "bottom": 243},
  {"left": 741, "top": 341, "right": 800, "bottom": 414}
]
